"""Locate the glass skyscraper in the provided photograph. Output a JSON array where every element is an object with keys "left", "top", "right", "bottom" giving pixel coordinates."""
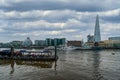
[{"left": 94, "top": 15, "right": 101, "bottom": 42}]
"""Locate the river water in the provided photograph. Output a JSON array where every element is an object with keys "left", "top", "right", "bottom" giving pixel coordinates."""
[{"left": 0, "top": 50, "right": 120, "bottom": 80}]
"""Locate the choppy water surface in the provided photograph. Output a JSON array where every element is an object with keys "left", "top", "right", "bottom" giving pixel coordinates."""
[{"left": 0, "top": 50, "right": 120, "bottom": 80}]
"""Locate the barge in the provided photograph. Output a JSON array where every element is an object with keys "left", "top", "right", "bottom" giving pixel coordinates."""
[{"left": 0, "top": 47, "right": 58, "bottom": 61}]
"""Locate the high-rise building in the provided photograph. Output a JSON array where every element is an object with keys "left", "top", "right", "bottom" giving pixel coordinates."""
[{"left": 94, "top": 15, "right": 101, "bottom": 42}]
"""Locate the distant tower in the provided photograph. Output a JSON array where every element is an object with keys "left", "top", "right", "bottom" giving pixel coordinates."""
[{"left": 94, "top": 15, "right": 101, "bottom": 42}]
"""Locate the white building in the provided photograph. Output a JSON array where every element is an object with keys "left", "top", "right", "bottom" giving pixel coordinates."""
[{"left": 22, "top": 37, "right": 33, "bottom": 47}]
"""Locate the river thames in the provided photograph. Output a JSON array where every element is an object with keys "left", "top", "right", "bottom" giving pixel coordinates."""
[{"left": 0, "top": 49, "right": 120, "bottom": 80}]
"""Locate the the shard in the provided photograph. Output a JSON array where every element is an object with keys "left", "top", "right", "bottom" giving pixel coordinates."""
[{"left": 94, "top": 15, "right": 101, "bottom": 42}]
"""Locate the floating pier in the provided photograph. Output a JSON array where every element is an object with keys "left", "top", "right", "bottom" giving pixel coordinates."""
[{"left": 0, "top": 46, "right": 58, "bottom": 61}]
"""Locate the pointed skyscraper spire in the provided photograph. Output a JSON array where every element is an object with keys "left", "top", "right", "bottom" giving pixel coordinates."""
[{"left": 94, "top": 15, "right": 101, "bottom": 42}]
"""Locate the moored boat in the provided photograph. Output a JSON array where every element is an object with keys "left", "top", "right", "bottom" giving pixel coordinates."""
[{"left": 0, "top": 49, "right": 58, "bottom": 61}]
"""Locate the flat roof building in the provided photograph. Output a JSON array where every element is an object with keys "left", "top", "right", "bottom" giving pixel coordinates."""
[
  {"left": 109, "top": 37, "right": 120, "bottom": 41},
  {"left": 67, "top": 41, "right": 82, "bottom": 47}
]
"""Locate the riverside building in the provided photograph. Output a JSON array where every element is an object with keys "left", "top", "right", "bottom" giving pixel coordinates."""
[
  {"left": 45, "top": 38, "right": 66, "bottom": 46},
  {"left": 22, "top": 37, "right": 33, "bottom": 47},
  {"left": 34, "top": 40, "right": 46, "bottom": 47},
  {"left": 109, "top": 37, "right": 120, "bottom": 41}
]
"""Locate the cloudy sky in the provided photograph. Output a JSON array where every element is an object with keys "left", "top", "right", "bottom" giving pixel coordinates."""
[{"left": 0, "top": 0, "right": 120, "bottom": 42}]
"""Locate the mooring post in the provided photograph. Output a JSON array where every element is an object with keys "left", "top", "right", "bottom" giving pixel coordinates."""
[
  {"left": 55, "top": 45, "right": 57, "bottom": 60},
  {"left": 54, "top": 60, "right": 57, "bottom": 71},
  {"left": 10, "top": 46, "right": 14, "bottom": 57}
]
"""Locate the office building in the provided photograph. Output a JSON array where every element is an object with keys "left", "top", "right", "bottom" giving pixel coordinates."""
[
  {"left": 35, "top": 40, "right": 46, "bottom": 46},
  {"left": 45, "top": 38, "right": 66, "bottom": 46},
  {"left": 94, "top": 15, "right": 101, "bottom": 42}
]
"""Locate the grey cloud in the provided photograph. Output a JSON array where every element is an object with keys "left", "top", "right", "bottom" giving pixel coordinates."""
[
  {"left": 1, "top": 9, "right": 120, "bottom": 24},
  {"left": 101, "top": 15, "right": 120, "bottom": 23},
  {"left": 1, "top": 10, "right": 76, "bottom": 23},
  {"left": 1, "top": 0, "right": 120, "bottom": 12}
]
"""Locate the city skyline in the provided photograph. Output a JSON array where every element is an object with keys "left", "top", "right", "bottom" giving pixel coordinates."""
[{"left": 0, "top": 0, "right": 120, "bottom": 42}]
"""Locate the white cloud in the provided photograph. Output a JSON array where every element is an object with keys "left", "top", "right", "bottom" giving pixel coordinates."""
[
  {"left": 10, "top": 20, "right": 66, "bottom": 30},
  {"left": 0, "top": 0, "right": 11, "bottom": 7},
  {"left": 63, "top": 29, "right": 77, "bottom": 33},
  {"left": 100, "top": 9, "right": 120, "bottom": 17},
  {"left": 101, "top": 23, "right": 120, "bottom": 32},
  {"left": 74, "top": 35, "right": 83, "bottom": 40},
  {"left": 13, "top": 33, "right": 28, "bottom": 36},
  {"left": 0, "top": 28, "right": 4, "bottom": 32}
]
